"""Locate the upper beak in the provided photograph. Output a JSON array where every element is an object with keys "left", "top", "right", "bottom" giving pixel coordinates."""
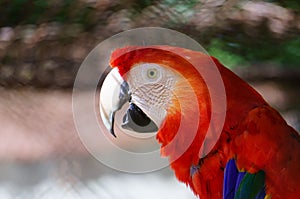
[
  {"left": 100, "top": 68, "right": 158, "bottom": 137},
  {"left": 99, "top": 68, "right": 130, "bottom": 137}
]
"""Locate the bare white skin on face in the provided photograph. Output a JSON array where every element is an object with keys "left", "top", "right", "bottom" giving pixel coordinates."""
[{"left": 124, "top": 63, "right": 180, "bottom": 128}]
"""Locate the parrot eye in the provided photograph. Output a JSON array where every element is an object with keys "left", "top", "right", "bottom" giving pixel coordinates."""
[
  {"left": 147, "top": 68, "right": 158, "bottom": 79},
  {"left": 141, "top": 63, "right": 162, "bottom": 83}
]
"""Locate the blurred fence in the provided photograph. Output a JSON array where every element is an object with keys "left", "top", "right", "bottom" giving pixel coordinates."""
[{"left": 0, "top": 0, "right": 299, "bottom": 88}]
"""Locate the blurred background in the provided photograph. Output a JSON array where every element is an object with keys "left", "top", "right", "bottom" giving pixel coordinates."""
[{"left": 0, "top": 0, "right": 299, "bottom": 198}]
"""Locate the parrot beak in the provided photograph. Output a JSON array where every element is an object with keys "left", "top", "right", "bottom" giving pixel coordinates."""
[
  {"left": 100, "top": 68, "right": 131, "bottom": 137},
  {"left": 100, "top": 68, "right": 158, "bottom": 137},
  {"left": 121, "top": 103, "right": 158, "bottom": 133}
]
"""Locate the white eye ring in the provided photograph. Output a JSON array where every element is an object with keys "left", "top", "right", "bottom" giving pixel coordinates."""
[
  {"left": 141, "top": 63, "right": 162, "bottom": 83},
  {"left": 147, "top": 68, "right": 158, "bottom": 79}
]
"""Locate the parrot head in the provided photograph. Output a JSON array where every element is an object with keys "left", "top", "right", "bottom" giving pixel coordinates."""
[
  {"left": 101, "top": 61, "right": 179, "bottom": 137},
  {"left": 100, "top": 45, "right": 214, "bottom": 183}
]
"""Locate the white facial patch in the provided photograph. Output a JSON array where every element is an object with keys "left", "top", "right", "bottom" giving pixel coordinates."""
[{"left": 125, "top": 63, "right": 179, "bottom": 128}]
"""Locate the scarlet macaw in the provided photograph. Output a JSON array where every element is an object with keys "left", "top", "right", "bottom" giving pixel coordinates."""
[{"left": 100, "top": 45, "right": 300, "bottom": 199}]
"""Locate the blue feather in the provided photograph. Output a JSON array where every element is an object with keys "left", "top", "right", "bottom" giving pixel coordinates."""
[
  {"left": 223, "top": 159, "right": 266, "bottom": 199},
  {"left": 235, "top": 172, "right": 246, "bottom": 194},
  {"left": 223, "top": 159, "right": 238, "bottom": 199}
]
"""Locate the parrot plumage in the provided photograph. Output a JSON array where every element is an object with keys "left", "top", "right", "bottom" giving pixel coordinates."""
[{"left": 102, "top": 45, "right": 300, "bottom": 199}]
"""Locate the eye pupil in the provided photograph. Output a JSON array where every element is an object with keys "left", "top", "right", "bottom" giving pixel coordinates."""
[
  {"left": 147, "top": 69, "right": 157, "bottom": 79},
  {"left": 149, "top": 71, "right": 155, "bottom": 76}
]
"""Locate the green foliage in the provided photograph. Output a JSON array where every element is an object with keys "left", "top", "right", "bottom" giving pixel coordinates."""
[
  {"left": 0, "top": 0, "right": 94, "bottom": 30},
  {"left": 28, "top": 0, "right": 48, "bottom": 24},
  {"left": 162, "top": 0, "right": 198, "bottom": 14},
  {"left": 208, "top": 39, "right": 248, "bottom": 69},
  {"left": 162, "top": 0, "right": 198, "bottom": 7},
  {"left": 133, "top": 0, "right": 156, "bottom": 10},
  {"left": 276, "top": 38, "right": 300, "bottom": 67},
  {"left": 2, "top": 0, "right": 29, "bottom": 25},
  {"left": 265, "top": 0, "right": 300, "bottom": 11},
  {"left": 207, "top": 35, "right": 300, "bottom": 69},
  {"left": 1, "top": 0, "right": 299, "bottom": 69},
  {"left": 1, "top": 0, "right": 48, "bottom": 25},
  {"left": 54, "top": 0, "right": 71, "bottom": 23}
]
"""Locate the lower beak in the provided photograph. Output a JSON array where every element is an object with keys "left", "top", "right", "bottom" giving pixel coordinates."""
[{"left": 121, "top": 103, "right": 158, "bottom": 133}]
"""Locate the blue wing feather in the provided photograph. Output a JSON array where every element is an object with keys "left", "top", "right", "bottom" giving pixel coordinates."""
[
  {"left": 235, "top": 172, "right": 246, "bottom": 194},
  {"left": 223, "top": 159, "right": 266, "bottom": 199},
  {"left": 223, "top": 159, "right": 239, "bottom": 199}
]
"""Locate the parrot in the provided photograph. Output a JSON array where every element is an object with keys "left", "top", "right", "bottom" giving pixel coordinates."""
[{"left": 99, "top": 45, "right": 300, "bottom": 199}]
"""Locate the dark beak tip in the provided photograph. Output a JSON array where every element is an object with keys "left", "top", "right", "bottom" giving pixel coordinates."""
[{"left": 110, "top": 128, "right": 117, "bottom": 138}]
